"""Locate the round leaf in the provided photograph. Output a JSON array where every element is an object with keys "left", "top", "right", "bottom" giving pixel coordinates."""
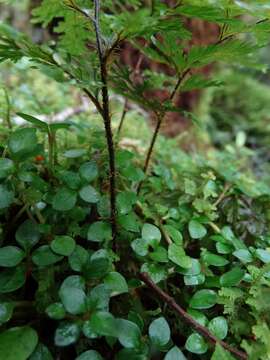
[
  {"left": 188, "top": 220, "right": 207, "bottom": 239},
  {"left": 15, "top": 220, "right": 40, "bottom": 251},
  {"left": 0, "top": 246, "right": 25, "bottom": 267},
  {"left": 0, "top": 158, "right": 15, "bottom": 179},
  {"left": 0, "top": 265, "right": 26, "bottom": 293},
  {"left": 0, "top": 185, "right": 14, "bottom": 209},
  {"left": 87, "top": 221, "right": 112, "bottom": 242},
  {"left": 8, "top": 128, "right": 38, "bottom": 160},
  {"left": 104, "top": 272, "right": 128, "bottom": 296},
  {"left": 52, "top": 187, "right": 77, "bottom": 211},
  {"left": 185, "top": 333, "right": 208, "bottom": 354},
  {"left": 168, "top": 244, "right": 192, "bottom": 268},
  {"left": 142, "top": 223, "right": 161, "bottom": 244},
  {"left": 79, "top": 185, "right": 100, "bottom": 203},
  {"left": 149, "top": 317, "right": 171, "bottom": 347},
  {"left": 190, "top": 289, "right": 217, "bottom": 309},
  {"left": 79, "top": 161, "right": 98, "bottom": 182},
  {"left": 29, "top": 343, "right": 53, "bottom": 360},
  {"left": 116, "top": 319, "right": 141, "bottom": 349},
  {"left": 220, "top": 267, "right": 245, "bottom": 287},
  {"left": 0, "top": 302, "right": 14, "bottom": 325},
  {"left": 46, "top": 303, "right": 66, "bottom": 320},
  {"left": 76, "top": 350, "right": 103, "bottom": 360},
  {"left": 165, "top": 346, "right": 187, "bottom": 360},
  {"left": 59, "top": 275, "right": 86, "bottom": 315},
  {"left": 90, "top": 311, "right": 117, "bottom": 337},
  {"left": 0, "top": 326, "right": 38, "bottom": 360},
  {"left": 54, "top": 322, "right": 80, "bottom": 347},
  {"left": 202, "top": 251, "right": 229, "bottom": 267},
  {"left": 208, "top": 317, "right": 228, "bottom": 340},
  {"left": 51, "top": 236, "right": 75, "bottom": 256}
]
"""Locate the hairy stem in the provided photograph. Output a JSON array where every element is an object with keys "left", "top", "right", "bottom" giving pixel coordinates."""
[
  {"left": 140, "top": 272, "right": 248, "bottom": 360},
  {"left": 93, "top": 0, "right": 117, "bottom": 241}
]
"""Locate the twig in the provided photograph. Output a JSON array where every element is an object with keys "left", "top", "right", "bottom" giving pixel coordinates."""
[
  {"left": 117, "top": 98, "right": 128, "bottom": 136},
  {"left": 93, "top": 0, "right": 117, "bottom": 242},
  {"left": 139, "top": 272, "right": 248, "bottom": 360},
  {"left": 213, "top": 183, "right": 231, "bottom": 207}
]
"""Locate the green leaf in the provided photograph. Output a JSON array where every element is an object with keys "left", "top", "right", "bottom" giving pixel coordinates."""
[
  {"left": 85, "top": 251, "right": 110, "bottom": 279},
  {"left": 79, "top": 185, "right": 100, "bottom": 203},
  {"left": 255, "top": 249, "right": 270, "bottom": 263},
  {"left": 142, "top": 223, "right": 161, "bottom": 245},
  {"left": 29, "top": 343, "right": 53, "bottom": 360},
  {"left": 46, "top": 302, "right": 66, "bottom": 320},
  {"left": 79, "top": 161, "right": 98, "bottom": 182},
  {"left": 185, "top": 333, "right": 208, "bottom": 354},
  {"left": 0, "top": 246, "right": 25, "bottom": 267},
  {"left": 87, "top": 284, "right": 110, "bottom": 312},
  {"left": 0, "top": 158, "right": 15, "bottom": 179},
  {"left": 0, "top": 302, "right": 14, "bottom": 325},
  {"left": 16, "top": 113, "right": 48, "bottom": 131},
  {"left": 0, "top": 265, "right": 26, "bottom": 293},
  {"left": 82, "top": 320, "right": 98, "bottom": 339},
  {"left": 54, "top": 322, "right": 80, "bottom": 347},
  {"left": 188, "top": 220, "right": 207, "bottom": 239},
  {"left": 131, "top": 238, "right": 149, "bottom": 257},
  {"left": 15, "top": 220, "right": 40, "bottom": 251},
  {"left": 117, "top": 191, "right": 137, "bottom": 215},
  {"left": 118, "top": 212, "right": 140, "bottom": 233},
  {"left": 163, "top": 225, "right": 183, "bottom": 245},
  {"left": 190, "top": 289, "right": 217, "bottom": 309},
  {"left": 104, "top": 272, "right": 128, "bottom": 296},
  {"left": 68, "top": 245, "right": 89, "bottom": 272},
  {"left": 168, "top": 244, "right": 192, "bottom": 268},
  {"left": 211, "top": 344, "right": 235, "bottom": 359},
  {"left": 76, "top": 350, "right": 103, "bottom": 360},
  {"left": 90, "top": 311, "right": 117, "bottom": 337},
  {"left": 202, "top": 251, "right": 229, "bottom": 267},
  {"left": 87, "top": 222, "right": 112, "bottom": 242},
  {"left": 8, "top": 128, "right": 39, "bottom": 160},
  {"left": 149, "top": 317, "right": 171, "bottom": 347},
  {"left": 220, "top": 268, "right": 245, "bottom": 287},
  {"left": 165, "top": 346, "right": 187, "bottom": 360},
  {"left": 0, "top": 326, "right": 38, "bottom": 360},
  {"left": 0, "top": 185, "right": 14, "bottom": 209},
  {"left": 184, "top": 274, "right": 205, "bottom": 286},
  {"left": 187, "top": 309, "right": 208, "bottom": 326},
  {"left": 178, "top": 259, "right": 201, "bottom": 275},
  {"left": 141, "top": 263, "right": 167, "bottom": 283},
  {"left": 116, "top": 319, "right": 142, "bottom": 349},
  {"left": 59, "top": 275, "right": 86, "bottom": 315},
  {"left": 32, "top": 246, "right": 63, "bottom": 267},
  {"left": 52, "top": 187, "right": 77, "bottom": 211},
  {"left": 63, "top": 149, "right": 87, "bottom": 158},
  {"left": 208, "top": 317, "right": 228, "bottom": 340},
  {"left": 233, "top": 249, "right": 253, "bottom": 263},
  {"left": 51, "top": 235, "right": 75, "bottom": 256}
]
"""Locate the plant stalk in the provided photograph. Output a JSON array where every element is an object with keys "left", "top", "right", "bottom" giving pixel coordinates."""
[{"left": 93, "top": 0, "right": 117, "bottom": 241}]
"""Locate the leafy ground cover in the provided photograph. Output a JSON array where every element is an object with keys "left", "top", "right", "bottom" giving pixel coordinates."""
[{"left": 1, "top": 1, "right": 270, "bottom": 359}]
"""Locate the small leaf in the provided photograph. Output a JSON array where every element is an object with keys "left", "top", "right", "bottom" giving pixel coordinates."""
[
  {"left": 68, "top": 245, "right": 89, "bottom": 272},
  {"left": 76, "top": 350, "right": 103, "bottom": 360},
  {"left": 187, "top": 309, "right": 208, "bottom": 326},
  {"left": 168, "top": 244, "right": 192, "bottom": 268},
  {"left": 141, "top": 263, "right": 166, "bottom": 283},
  {"left": 202, "top": 251, "right": 229, "bottom": 267},
  {"left": 0, "top": 326, "right": 38, "bottom": 360},
  {"left": 0, "top": 265, "right": 26, "bottom": 293},
  {"left": 142, "top": 223, "right": 161, "bottom": 245},
  {"left": 59, "top": 275, "right": 86, "bottom": 315},
  {"left": 211, "top": 344, "right": 235, "bottom": 359},
  {"left": 17, "top": 113, "right": 48, "bottom": 131},
  {"left": 0, "top": 246, "right": 25, "bottom": 267},
  {"left": 32, "top": 246, "right": 63, "bottom": 267},
  {"left": 15, "top": 220, "right": 40, "bottom": 251},
  {"left": 8, "top": 128, "right": 38, "bottom": 160},
  {"left": 149, "top": 317, "right": 171, "bottom": 347},
  {"left": 116, "top": 319, "right": 141, "bottom": 349},
  {"left": 79, "top": 185, "right": 100, "bottom": 203},
  {"left": 233, "top": 249, "right": 253, "bottom": 263},
  {"left": 117, "top": 191, "right": 137, "bottom": 215},
  {"left": 52, "top": 187, "right": 77, "bottom": 211},
  {"left": 29, "top": 343, "right": 53, "bottom": 360},
  {"left": 255, "top": 249, "right": 270, "bottom": 263},
  {"left": 0, "top": 185, "right": 14, "bottom": 209},
  {"left": 87, "top": 221, "right": 112, "bottom": 242},
  {"left": 220, "top": 267, "right": 245, "bottom": 287},
  {"left": 54, "top": 322, "right": 80, "bottom": 347},
  {"left": 82, "top": 321, "right": 98, "bottom": 339},
  {"left": 51, "top": 235, "right": 75, "bottom": 256},
  {"left": 165, "top": 346, "right": 187, "bottom": 360},
  {"left": 163, "top": 225, "right": 183, "bottom": 245},
  {"left": 104, "top": 272, "right": 128, "bottom": 296},
  {"left": 0, "top": 158, "right": 15, "bottom": 179},
  {"left": 0, "top": 302, "right": 14, "bottom": 325},
  {"left": 79, "top": 161, "right": 98, "bottom": 182},
  {"left": 208, "top": 317, "right": 228, "bottom": 340},
  {"left": 131, "top": 238, "right": 149, "bottom": 257},
  {"left": 90, "top": 311, "right": 117, "bottom": 337},
  {"left": 188, "top": 220, "right": 207, "bottom": 239},
  {"left": 190, "top": 289, "right": 217, "bottom": 309},
  {"left": 185, "top": 333, "right": 208, "bottom": 354},
  {"left": 63, "top": 149, "right": 87, "bottom": 158},
  {"left": 46, "top": 303, "right": 66, "bottom": 320}
]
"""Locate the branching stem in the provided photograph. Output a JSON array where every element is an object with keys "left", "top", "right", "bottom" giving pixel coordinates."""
[{"left": 139, "top": 272, "right": 248, "bottom": 360}]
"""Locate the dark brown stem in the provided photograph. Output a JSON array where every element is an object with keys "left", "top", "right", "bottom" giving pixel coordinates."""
[
  {"left": 117, "top": 99, "right": 128, "bottom": 137},
  {"left": 93, "top": 0, "right": 117, "bottom": 241},
  {"left": 139, "top": 272, "right": 247, "bottom": 360}
]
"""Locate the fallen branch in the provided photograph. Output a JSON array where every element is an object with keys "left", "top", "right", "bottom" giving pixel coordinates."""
[{"left": 139, "top": 272, "right": 247, "bottom": 360}]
